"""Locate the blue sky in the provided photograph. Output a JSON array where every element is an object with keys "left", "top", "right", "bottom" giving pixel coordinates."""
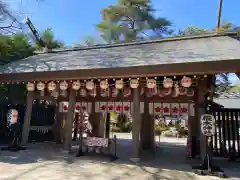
[{"left": 8, "top": 0, "right": 240, "bottom": 81}]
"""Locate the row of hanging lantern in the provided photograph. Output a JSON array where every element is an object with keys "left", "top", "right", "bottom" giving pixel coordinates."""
[{"left": 26, "top": 76, "right": 193, "bottom": 92}]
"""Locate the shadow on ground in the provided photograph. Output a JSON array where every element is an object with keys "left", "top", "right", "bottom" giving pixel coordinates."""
[{"left": 0, "top": 138, "right": 239, "bottom": 180}]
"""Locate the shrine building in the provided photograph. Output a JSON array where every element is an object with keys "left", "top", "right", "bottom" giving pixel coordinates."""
[{"left": 1, "top": 32, "right": 240, "bottom": 161}]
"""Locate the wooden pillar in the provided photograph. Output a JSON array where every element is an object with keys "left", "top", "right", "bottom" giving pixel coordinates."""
[
  {"left": 21, "top": 91, "right": 34, "bottom": 145},
  {"left": 63, "top": 87, "right": 76, "bottom": 150},
  {"left": 89, "top": 101, "right": 98, "bottom": 137},
  {"left": 53, "top": 103, "right": 62, "bottom": 144},
  {"left": 140, "top": 100, "right": 154, "bottom": 151},
  {"left": 197, "top": 78, "right": 208, "bottom": 159},
  {"left": 131, "top": 87, "right": 141, "bottom": 162}
]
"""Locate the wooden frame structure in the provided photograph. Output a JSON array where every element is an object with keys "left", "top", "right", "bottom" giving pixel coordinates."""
[{"left": 1, "top": 32, "right": 240, "bottom": 161}]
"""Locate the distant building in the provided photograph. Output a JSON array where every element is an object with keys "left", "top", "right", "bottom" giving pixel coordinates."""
[{"left": 214, "top": 98, "right": 240, "bottom": 109}]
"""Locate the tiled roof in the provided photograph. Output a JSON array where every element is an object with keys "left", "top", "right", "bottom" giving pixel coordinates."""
[
  {"left": 1, "top": 33, "right": 240, "bottom": 74},
  {"left": 214, "top": 98, "right": 240, "bottom": 109}
]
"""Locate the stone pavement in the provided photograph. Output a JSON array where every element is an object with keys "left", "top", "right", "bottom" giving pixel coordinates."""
[{"left": 0, "top": 135, "right": 239, "bottom": 180}]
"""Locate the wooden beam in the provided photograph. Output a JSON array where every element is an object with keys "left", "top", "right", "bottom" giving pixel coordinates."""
[{"left": 21, "top": 91, "right": 34, "bottom": 145}]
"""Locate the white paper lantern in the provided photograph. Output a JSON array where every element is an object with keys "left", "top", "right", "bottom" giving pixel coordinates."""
[
  {"left": 130, "top": 79, "right": 139, "bottom": 88},
  {"left": 48, "top": 81, "right": 56, "bottom": 91},
  {"left": 181, "top": 77, "right": 192, "bottom": 88},
  {"left": 163, "top": 78, "right": 173, "bottom": 88},
  {"left": 100, "top": 80, "right": 108, "bottom": 90},
  {"left": 80, "top": 88, "right": 87, "bottom": 97},
  {"left": 115, "top": 80, "right": 124, "bottom": 89},
  {"left": 37, "top": 82, "right": 45, "bottom": 91},
  {"left": 59, "top": 81, "right": 68, "bottom": 90},
  {"left": 72, "top": 81, "right": 81, "bottom": 90},
  {"left": 26, "top": 82, "right": 35, "bottom": 91},
  {"left": 146, "top": 79, "right": 156, "bottom": 89},
  {"left": 86, "top": 81, "right": 94, "bottom": 90}
]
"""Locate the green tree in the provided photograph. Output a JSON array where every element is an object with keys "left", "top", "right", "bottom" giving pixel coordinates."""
[
  {"left": 177, "top": 23, "right": 240, "bottom": 96},
  {"left": 96, "top": 0, "right": 172, "bottom": 43},
  {"left": 177, "top": 26, "right": 209, "bottom": 36},
  {"left": 77, "top": 33, "right": 105, "bottom": 46},
  {"left": 0, "top": 34, "right": 34, "bottom": 64},
  {"left": 34, "top": 28, "right": 64, "bottom": 50}
]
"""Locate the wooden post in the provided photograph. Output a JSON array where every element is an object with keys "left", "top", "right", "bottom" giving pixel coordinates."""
[
  {"left": 21, "top": 91, "right": 34, "bottom": 145},
  {"left": 131, "top": 87, "right": 141, "bottom": 162},
  {"left": 216, "top": 0, "right": 223, "bottom": 33},
  {"left": 53, "top": 104, "right": 62, "bottom": 144},
  {"left": 63, "top": 87, "right": 76, "bottom": 151},
  {"left": 197, "top": 78, "right": 208, "bottom": 160},
  {"left": 140, "top": 100, "right": 154, "bottom": 151}
]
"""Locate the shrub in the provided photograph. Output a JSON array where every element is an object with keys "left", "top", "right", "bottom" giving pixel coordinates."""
[
  {"left": 111, "top": 113, "right": 132, "bottom": 133},
  {"left": 155, "top": 122, "right": 169, "bottom": 135}
]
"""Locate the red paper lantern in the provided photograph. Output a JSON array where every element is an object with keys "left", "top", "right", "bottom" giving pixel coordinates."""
[
  {"left": 181, "top": 77, "right": 192, "bottom": 88},
  {"left": 163, "top": 107, "right": 169, "bottom": 113},
  {"left": 63, "top": 105, "right": 68, "bottom": 111},
  {"left": 172, "top": 107, "right": 179, "bottom": 113},
  {"left": 124, "top": 106, "right": 129, "bottom": 111},
  {"left": 108, "top": 106, "right": 114, "bottom": 111},
  {"left": 155, "top": 107, "right": 162, "bottom": 113},
  {"left": 101, "top": 105, "right": 106, "bottom": 111}
]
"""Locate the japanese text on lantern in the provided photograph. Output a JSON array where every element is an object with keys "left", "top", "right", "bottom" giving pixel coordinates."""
[{"left": 200, "top": 114, "right": 215, "bottom": 136}]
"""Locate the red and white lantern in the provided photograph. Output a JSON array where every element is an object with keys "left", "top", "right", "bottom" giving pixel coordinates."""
[
  {"left": 107, "top": 102, "right": 115, "bottom": 112},
  {"left": 158, "top": 88, "right": 165, "bottom": 97},
  {"left": 48, "top": 81, "right": 56, "bottom": 91},
  {"left": 186, "top": 88, "right": 195, "bottom": 97},
  {"left": 59, "top": 102, "right": 68, "bottom": 112},
  {"left": 27, "top": 82, "right": 35, "bottom": 91},
  {"left": 172, "top": 82, "right": 179, "bottom": 98},
  {"left": 123, "top": 102, "right": 130, "bottom": 112},
  {"left": 123, "top": 87, "right": 131, "bottom": 97},
  {"left": 162, "top": 88, "right": 172, "bottom": 96},
  {"left": 181, "top": 77, "right": 192, "bottom": 88},
  {"left": 179, "top": 86, "right": 187, "bottom": 95},
  {"left": 99, "top": 102, "right": 107, "bottom": 112},
  {"left": 79, "top": 88, "right": 87, "bottom": 97},
  {"left": 36, "top": 82, "right": 45, "bottom": 91},
  {"left": 111, "top": 88, "right": 118, "bottom": 98},
  {"left": 171, "top": 103, "right": 179, "bottom": 116},
  {"left": 179, "top": 103, "right": 189, "bottom": 116},
  {"left": 72, "top": 81, "right": 81, "bottom": 90},
  {"left": 146, "top": 79, "right": 156, "bottom": 89},
  {"left": 115, "top": 101, "right": 122, "bottom": 112},
  {"left": 60, "top": 81, "right": 68, "bottom": 91},
  {"left": 81, "top": 102, "right": 87, "bottom": 112},
  {"left": 130, "top": 79, "right": 139, "bottom": 88},
  {"left": 75, "top": 102, "right": 81, "bottom": 113},
  {"left": 163, "top": 78, "right": 173, "bottom": 88},
  {"left": 154, "top": 103, "right": 162, "bottom": 114},
  {"left": 86, "top": 81, "right": 94, "bottom": 90},
  {"left": 100, "top": 88, "right": 109, "bottom": 97},
  {"left": 162, "top": 103, "right": 171, "bottom": 116},
  {"left": 100, "top": 80, "right": 108, "bottom": 90},
  {"left": 115, "top": 80, "right": 124, "bottom": 89}
]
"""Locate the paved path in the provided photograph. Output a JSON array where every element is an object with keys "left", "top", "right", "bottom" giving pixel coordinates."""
[{"left": 0, "top": 134, "right": 239, "bottom": 180}]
